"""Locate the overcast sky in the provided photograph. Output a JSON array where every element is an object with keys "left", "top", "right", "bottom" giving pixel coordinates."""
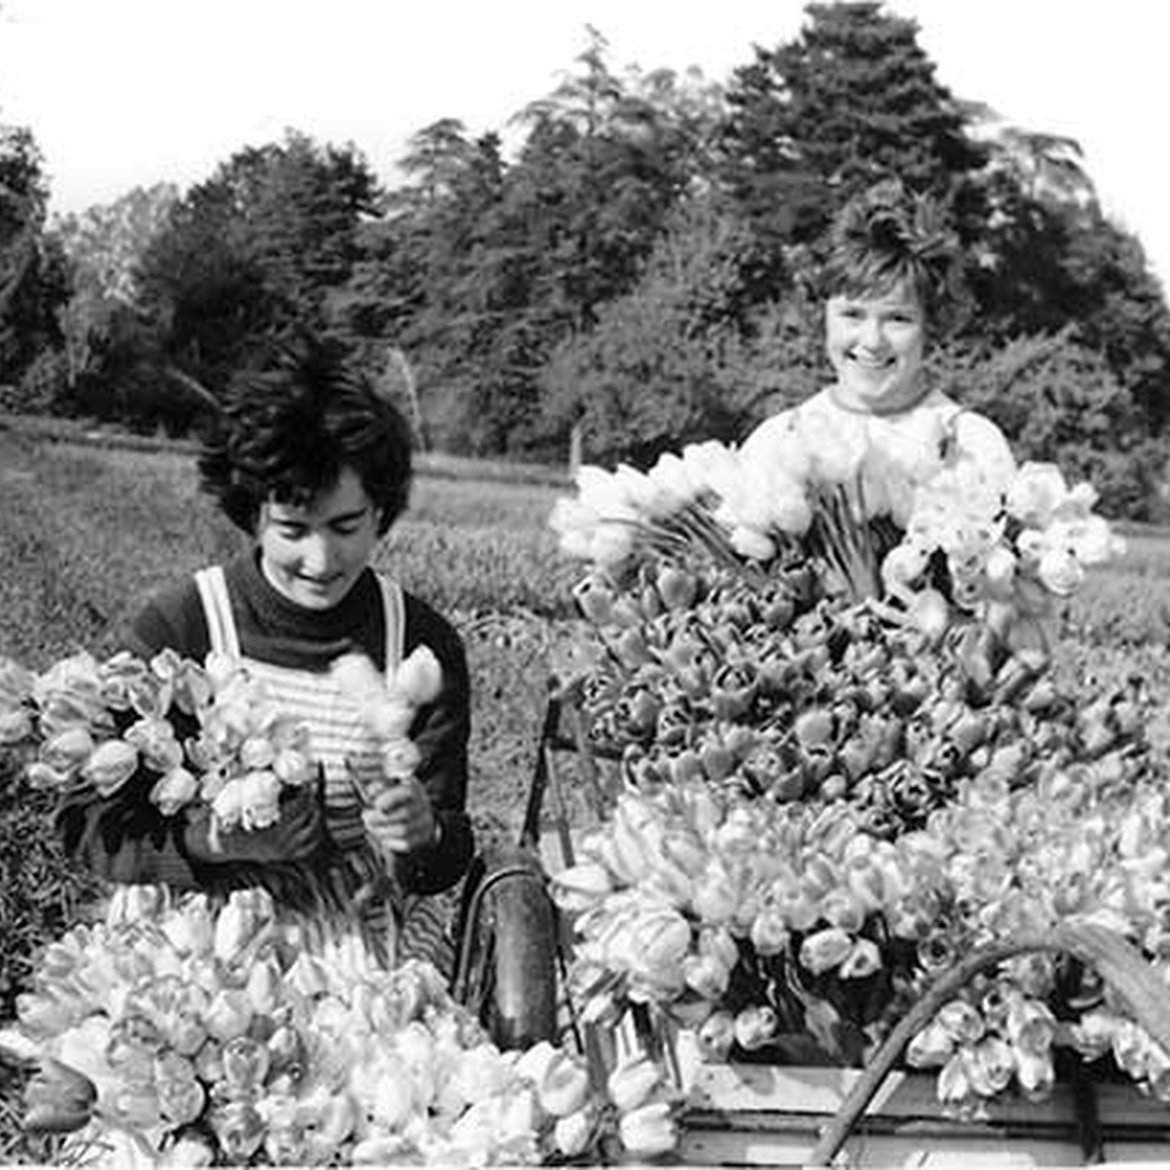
[{"left": 0, "top": 0, "right": 1165, "bottom": 288}]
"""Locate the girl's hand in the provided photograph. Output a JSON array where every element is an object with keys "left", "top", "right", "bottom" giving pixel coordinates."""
[{"left": 360, "top": 776, "right": 439, "bottom": 854}]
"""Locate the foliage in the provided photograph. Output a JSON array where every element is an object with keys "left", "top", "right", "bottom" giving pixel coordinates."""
[
  {"left": 360, "top": 34, "right": 721, "bottom": 459},
  {"left": 964, "top": 153, "right": 1170, "bottom": 436},
  {"left": 540, "top": 197, "right": 825, "bottom": 464},
  {"left": 0, "top": 124, "right": 68, "bottom": 392},
  {"left": 717, "top": 1, "right": 987, "bottom": 256},
  {"left": 134, "top": 131, "right": 381, "bottom": 405},
  {"left": 49, "top": 184, "right": 180, "bottom": 416}
]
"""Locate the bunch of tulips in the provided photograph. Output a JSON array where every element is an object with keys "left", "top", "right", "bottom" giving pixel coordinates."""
[
  {"left": 0, "top": 884, "right": 680, "bottom": 1165},
  {"left": 0, "top": 648, "right": 319, "bottom": 841},
  {"left": 546, "top": 432, "right": 1162, "bottom": 1118}
]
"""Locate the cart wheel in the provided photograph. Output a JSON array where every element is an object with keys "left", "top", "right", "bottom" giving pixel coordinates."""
[{"left": 453, "top": 847, "right": 560, "bottom": 1050}]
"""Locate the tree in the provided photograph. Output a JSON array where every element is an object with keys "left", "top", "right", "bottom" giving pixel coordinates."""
[
  {"left": 718, "top": 1, "right": 987, "bottom": 256},
  {"left": 541, "top": 195, "right": 823, "bottom": 463},
  {"left": 364, "top": 29, "right": 717, "bottom": 456},
  {"left": 135, "top": 130, "right": 382, "bottom": 404},
  {"left": 965, "top": 123, "right": 1170, "bottom": 435},
  {"left": 53, "top": 183, "right": 179, "bottom": 391},
  {"left": 0, "top": 123, "right": 67, "bottom": 393}
]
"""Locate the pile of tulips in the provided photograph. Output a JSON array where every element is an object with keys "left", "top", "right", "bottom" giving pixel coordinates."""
[
  {"left": 572, "top": 559, "right": 1148, "bottom": 841},
  {"left": 0, "top": 884, "right": 678, "bottom": 1166},
  {"left": 547, "top": 435, "right": 1163, "bottom": 1118}
]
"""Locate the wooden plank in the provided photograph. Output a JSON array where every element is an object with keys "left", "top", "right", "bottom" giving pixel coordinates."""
[
  {"left": 676, "top": 1063, "right": 1170, "bottom": 1166},
  {"left": 684, "top": 1062, "right": 1170, "bottom": 1130},
  {"left": 679, "top": 1123, "right": 1087, "bottom": 1166}
]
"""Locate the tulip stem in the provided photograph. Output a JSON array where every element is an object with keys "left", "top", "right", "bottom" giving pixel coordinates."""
[{"left": 806, "top": 922, "right": 1170, "bottom": 1166}]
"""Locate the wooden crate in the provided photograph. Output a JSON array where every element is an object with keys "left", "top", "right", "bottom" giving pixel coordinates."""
[{"left": 678, "top": 1062, "right": 1170, "bottom": 1167}]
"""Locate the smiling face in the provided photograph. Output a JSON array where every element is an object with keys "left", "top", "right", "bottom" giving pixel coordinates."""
[
  {"left": 257, "top": 466, "right": 381, "bottom": 610},
  {"left": 824, "top": 281, "right": 927, "bottom": 416}
]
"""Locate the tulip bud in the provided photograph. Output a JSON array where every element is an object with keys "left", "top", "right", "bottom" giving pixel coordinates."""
[
  {"left": 799, "top": 927, "right": 854, "bottom": 975},
  {"left": 696, "top": 1010, "right": 736, "bottom": 1062},
  {"left": 619, "top": 1099, "right": 678, "bottom": 1156},
  {"left": 614, "top": 628, "right": 654, "bottom": 670},
  {"left": 204, "top": 989, "right": 253, "bottom": 1043},
  {"left": 607, "top": 1054, "right": 661, "bottom": 1112},
  {"left": 208, "top": 1099, "right": 267, "bottom": 1163},
  {"left": 698, "top": 741, "right": 735, "bottom": 783},
  {"left": 734, "top": 1004, "right": 778, "bottom": 1051},
  {"left": 213, "top": 889, "right": 274, "bottom": 965},
  {"left": 38, "top": 726, "right": 96, "bottom": 777},
  {"left": 682, "top": 952, "right": 731, "bottom": 1001},
  {"left": 839, "top": 938, "right": 883, "bottom": 979},
  {"left": 794, "top": 708, "right": 835, "bottom": 750},
  {"left": 394, "top": 645, "right": 443, "bottom": 706},
  {"left": 691, "top": 866, "right": 739, "bottom": 924},
  {"left": 905, "top": 1020, "right": 955, "bottom": 1068},
  {"left": 550, "top": 863, "right": 614, "bottom": 912},
  {"left": 554, "top": 1106, "right": 595, "bottom": 1157},
  {"left": 575, "top": 580, "right": 616, "bottom": 626},
  {"left": 155, "top": 1053, "right": 206, "bottom": 1127},
  {"left": 0, "top": 707, "right": 34, "bottom": 744},
  {"left": 538, "top": 1051, "right": 591, "bottom": 1118},
  {"left": 750, "top": 907, "right": 789, "bottom": 956},
  {"left": 937, "top": 1049, "right": 972, "bottom": 1105},
  {"left": 23, "top": 1058, "right": 96, "bottom": 1134},
  {"left": 245, "top": 955, "right": 283, "bottom": 1015},
  {"left": 1015, "top": 1048, "right": 1055, "bottom": 1100},
  {"left": 935, "top": 1000, "right": 985, "bottom": 1045},
  {"left": 151, "top": 766, "right": 199, "bottom": 816},
  {"left": 80, "top": 738, "right": 140, "bottom": 796},
  {"left": 160, "top": 1135, "right": 216, "bottom": 1167}
]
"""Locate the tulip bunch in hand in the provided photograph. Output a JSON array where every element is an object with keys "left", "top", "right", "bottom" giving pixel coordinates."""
[
  {"left": 331, "top": 646, "right": 443, "bottom": 861},
  {"left": 0, "top": 647, "right": 322, "bottom": 853}
]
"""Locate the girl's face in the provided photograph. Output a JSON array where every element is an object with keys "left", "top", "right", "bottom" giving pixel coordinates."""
[
  {"left": 257, "top": 466, "right": 381, "bottom": 610},
  {"left": 824, "top": 281, "right": 926, "bottom": 415}
]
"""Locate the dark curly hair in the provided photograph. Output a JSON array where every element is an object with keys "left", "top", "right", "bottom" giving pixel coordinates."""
[
  {"left": 820, "top": 179, "right": 960, "bottom": 322},
  {"left": 198, "top": 335, "right": 413, "bottom": 536}
]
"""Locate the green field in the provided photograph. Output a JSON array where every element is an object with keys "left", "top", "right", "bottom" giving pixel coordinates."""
[{"left": 1, "top": 425, "right": 1169, "bottom": 1160}]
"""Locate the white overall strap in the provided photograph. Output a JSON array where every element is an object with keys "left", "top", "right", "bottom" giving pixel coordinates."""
[
  {"left": 194, "top": 565, "right": 242, "bottom": 659},
  {"left": 377, "top": 574, "right": 405, "bottom": 676}
]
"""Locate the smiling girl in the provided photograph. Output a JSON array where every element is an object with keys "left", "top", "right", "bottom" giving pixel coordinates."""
[{"left": 741, "top": 179, "right": 1015, "bottom": 484}]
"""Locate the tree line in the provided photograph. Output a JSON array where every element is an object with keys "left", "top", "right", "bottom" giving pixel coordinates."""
[{"left": 2, "top": 2, "right": 1169, "bottom": 518}]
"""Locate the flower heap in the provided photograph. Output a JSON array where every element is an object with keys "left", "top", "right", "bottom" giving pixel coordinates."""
[
  {"left": 548, "top": 432, "right": 1150, "bottom": 1118},
  {"left": 0, "top": 648, "right": 317, "bottom": 843},
  {"left": 553, "top": 727, "right": 1170, "bottom": 1116},
  {"left": 0, "top": 885, "right": 619, "bottom": 1166}
]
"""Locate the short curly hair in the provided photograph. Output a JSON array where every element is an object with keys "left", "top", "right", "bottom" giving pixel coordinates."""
[
  {"left": 820, "top": 179, "right": 960, "bottom": 322},
  {"left": 198, "top": 335, "right": 413, "bottom": 536}
]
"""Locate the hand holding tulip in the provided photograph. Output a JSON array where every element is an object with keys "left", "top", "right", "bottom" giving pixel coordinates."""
[{"left": 359, "top": 774, "right": 439, "bottom": 854}]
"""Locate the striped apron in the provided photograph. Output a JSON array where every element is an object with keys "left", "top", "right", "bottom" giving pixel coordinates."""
[{"left": 195, "top": 565, "right": 460, "bottom": 972}]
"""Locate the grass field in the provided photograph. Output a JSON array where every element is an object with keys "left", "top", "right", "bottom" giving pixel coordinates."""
[{"left": 1, "top": 425, "right": 1169, "bottom": 1160}]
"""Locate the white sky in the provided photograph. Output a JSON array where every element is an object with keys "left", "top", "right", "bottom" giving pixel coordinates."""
[{"left": 0, "top": 0, "right": 1166, "bottom": 289}]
